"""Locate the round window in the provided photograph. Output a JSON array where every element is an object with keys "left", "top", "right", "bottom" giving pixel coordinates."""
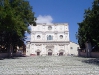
[
  {"left": 60, "top": 35, "right": 63, "bottom": 39},
  {"left": 48, "top": 26, "right": 52, "bottom": 30},
  {"left": 37, "top": 35, "right": 41, "bottom": 39}
]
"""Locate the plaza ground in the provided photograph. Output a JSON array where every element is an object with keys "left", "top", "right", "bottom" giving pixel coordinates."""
[{"left": 0, "top": 56, "right": 99, "bottom": 75}]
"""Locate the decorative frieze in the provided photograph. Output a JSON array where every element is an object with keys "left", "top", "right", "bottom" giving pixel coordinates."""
[
  {"left": 54, "top": 31, "right": 58, "bottom": 34},
  {"left": 35, "top": 49, "right": 41, "bottom": 52},
  {"left": 31, "top": 31, "right": 36, "bottom": 34},
  {"left": 58, "top": 44, "right": 65, "bottom": 46},
  {"left": 59, "top": 49, "right": 65, "bottom": 52},
  {"left": 64, "top": 31, "right": 68, "bottom": 34},
  {"left": 46, "top": 45, "right": 54, "bottom": 49},
  {"left": 35, "top": 44, "right": 42, "bottom": 46},
  {"left": 42, "top": 32, "right": 46, "bottom": 35}
]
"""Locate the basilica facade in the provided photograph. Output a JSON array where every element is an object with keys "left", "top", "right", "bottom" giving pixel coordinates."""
[{"left": 26, "top": 23, "right": 70, "bottom": 56}]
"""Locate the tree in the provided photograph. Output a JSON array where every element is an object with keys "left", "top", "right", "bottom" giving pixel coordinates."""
[
  {"left": 76, "top": 0, "right": 99, "bottom": 51},
  {"left": 0, "top": 0, "right": 36, "bottom": 56}
]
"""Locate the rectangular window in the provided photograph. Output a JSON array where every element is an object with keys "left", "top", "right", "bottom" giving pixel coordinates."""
[{"left": 47, "top": 35, "right": 53, "bottom": 40}]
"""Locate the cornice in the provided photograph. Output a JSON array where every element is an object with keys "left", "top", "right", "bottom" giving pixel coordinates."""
[
  {"left": 31, "top": 31, "right": 69, "bottom": 34},
  {"left": 26, "top": 41, "right": 30, "bottom": 43},
  {"left": 33, "top": 23, "right": 68, "bottom": 26},
  {"left": 30, "top": 41, "right": 70, "bottom": 43},
  {"left": 31, "top": 32, "right": 36, "bottom": 34},
  {"left": 70, "top": 41, "right": 78, "bottom": 45}
]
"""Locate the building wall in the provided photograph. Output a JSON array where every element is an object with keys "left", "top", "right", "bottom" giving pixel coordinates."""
[
  {"left": 70, "top": 42, "right": 79, "bottom": 56},
  {"left": 26, "top": 23, "right": 70, "bottom": 56}
]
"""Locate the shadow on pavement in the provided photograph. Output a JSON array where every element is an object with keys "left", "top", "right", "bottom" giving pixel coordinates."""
[{"left": 82, "top": 58, "right": 99, "bottom": 66}]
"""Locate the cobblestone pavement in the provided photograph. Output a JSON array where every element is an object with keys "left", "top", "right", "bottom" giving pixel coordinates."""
[{"left": 0, "top": 56, "right": 99, "bottom": 75}]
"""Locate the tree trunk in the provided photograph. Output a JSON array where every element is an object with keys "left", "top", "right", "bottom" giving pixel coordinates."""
[{"left": 8, "top": 44, "right": 13, "bottom": 58}]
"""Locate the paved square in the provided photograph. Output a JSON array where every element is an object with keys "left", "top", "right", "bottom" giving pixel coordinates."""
[{"left": 0, "top": 56, "right": 99, "bottom": 75}]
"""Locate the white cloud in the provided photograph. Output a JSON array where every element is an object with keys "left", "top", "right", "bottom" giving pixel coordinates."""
[{"left": 36, "top": 15, "right": 53, "bottom": 24}]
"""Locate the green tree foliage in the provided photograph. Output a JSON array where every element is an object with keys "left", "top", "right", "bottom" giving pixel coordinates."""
[
  {"left": 0, "top": 0, "right": 36, "bottom": 53},
  {"left": 77, "top": 0, "right": 99, "bottom": 50}
]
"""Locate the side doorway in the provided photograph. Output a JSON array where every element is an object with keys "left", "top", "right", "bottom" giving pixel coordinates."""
[
  {"left": 48, "top": 49, "right": 53, "bottom": 56},
  {"left": 59, "top": 52, "right": 63, "bottom": 56},
  {"left": 59, "top": 49, "right": 64, "bottom": 56}
]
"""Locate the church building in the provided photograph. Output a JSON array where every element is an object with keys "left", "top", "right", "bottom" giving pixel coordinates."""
[{"left": 26, "top": 23, "right": 71, "bottom": 56}]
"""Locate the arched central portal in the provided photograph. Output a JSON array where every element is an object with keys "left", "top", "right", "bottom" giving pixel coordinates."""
[
  {"left": 48, "top": 49, "right": 52, "bottom": 56},
  {"left": 37, "top": 52, "right": 40, "bottom": 56},
  {"left": 59, "top": 52, "right": 63, "bottom": 56},
  {"left": 35, "top": 49, "right": 41, "bottom": 56}
]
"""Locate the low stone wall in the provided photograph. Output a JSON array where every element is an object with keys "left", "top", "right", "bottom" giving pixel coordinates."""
[
  {"left": 78, "top": 51, "right": 99, "bottom": 58},
  {"left": 0, "top": 53, "right": 9, "bottom": 58},
  {"left": 78, "top": 52, "right": 87, "bottom": 57},
  {"left": 13, "top": 53, "right": 23, "bottom": 57},
  {"left": 0, "top": 52, "right": 23, "bottom": 58},
  {"left": 91, "top": 52, "right": 99, "bottom": 58}
]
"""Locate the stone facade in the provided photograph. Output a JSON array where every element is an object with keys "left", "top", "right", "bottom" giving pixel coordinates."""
[{"left": 26, "top": 23, "right": 70, "bottom": 56}]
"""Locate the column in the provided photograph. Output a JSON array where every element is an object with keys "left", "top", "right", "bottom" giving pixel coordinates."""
[
  {"left": 31, "top": 32, "right": 35, "bottom": 42},
  {"left": 64, "top": 44, "right": 66, "bottom": 55},
  {"left": 26, "top": 42, "right": 30, "bottom": 56},
  {"left": 67, "top": 44, "right": 70, "bottom": 55},
  {"left": 31, "top": 44, "right": 36, "bottom": 55},
  {"left": 54, "top": 44, "right": 58, "bottom": 56},
  {"left": 54, "top": 32, "right": 58, "bottom": 41},
  {"left": 42, "top": 32, "right": 46, "bottom": 41},
  {"left": 64, "top": 44, "right": 69, "bottom": 55}
]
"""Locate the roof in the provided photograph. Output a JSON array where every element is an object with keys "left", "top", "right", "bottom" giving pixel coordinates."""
[{"left": 70, "top": 41, "right": 78, "bottom": 45}]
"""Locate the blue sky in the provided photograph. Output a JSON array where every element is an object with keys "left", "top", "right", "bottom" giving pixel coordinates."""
[{"left": 27, "top": 0, "right": 93, "bottom": 43}]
